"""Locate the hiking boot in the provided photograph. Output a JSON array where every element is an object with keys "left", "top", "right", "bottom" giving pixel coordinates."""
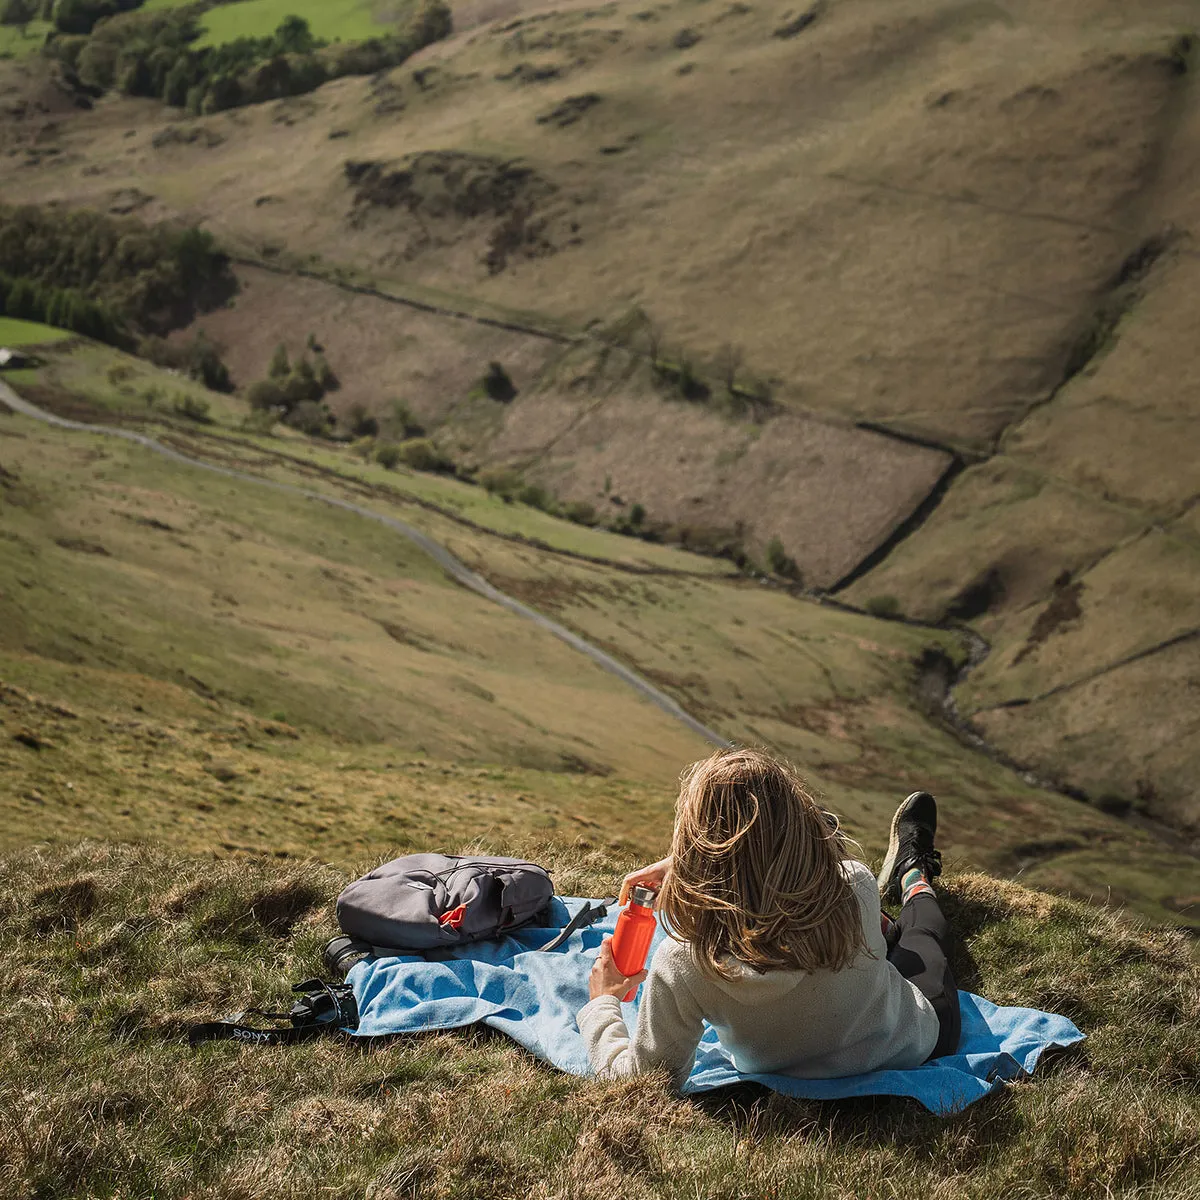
[{"left": 877, "top": 791, "right": 942, "bottom": 905}]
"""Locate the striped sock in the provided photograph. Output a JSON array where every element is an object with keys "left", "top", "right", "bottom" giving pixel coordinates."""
[{"left": 901, "top": 867, "right": 935, "bottom": 905}]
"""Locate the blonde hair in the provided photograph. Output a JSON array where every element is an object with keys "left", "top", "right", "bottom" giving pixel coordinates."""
[{"left": 658, "top": 748, "right": 866, "bottom": 980}]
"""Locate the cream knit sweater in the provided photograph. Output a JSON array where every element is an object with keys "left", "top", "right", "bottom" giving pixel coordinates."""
[{"left": 577, "top": 861, "right": 939, "bottom": 1088}]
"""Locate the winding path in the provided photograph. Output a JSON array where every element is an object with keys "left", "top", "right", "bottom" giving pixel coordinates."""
[{"left": 0, "top": 381, "right": 729, "bottom": 749}]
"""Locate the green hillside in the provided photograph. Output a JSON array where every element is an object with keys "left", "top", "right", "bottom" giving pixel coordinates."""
[
  {"left": 198, "top": 0, "right": 399, "bottom": 46},
  {"left": 3, "top": 342, "right": 1198, "bottom": 931},
  {"left": 0, "top": 317, "right": 71, "bottom": 345},
  {"left": 3, "top": 0, "right": 1196, "bottom": 836}
]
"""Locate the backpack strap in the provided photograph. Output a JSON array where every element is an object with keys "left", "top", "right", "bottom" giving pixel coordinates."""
[{"left": 538, "top": 897, "right": 617, "bottom": 952}]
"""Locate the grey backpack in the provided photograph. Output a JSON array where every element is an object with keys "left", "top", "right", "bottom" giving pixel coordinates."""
[{"left": 332, "top": 854, "right": 554, "bottom": 959}]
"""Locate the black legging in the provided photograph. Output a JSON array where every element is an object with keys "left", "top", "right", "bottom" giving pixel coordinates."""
[{"left": 886, "top": 893, "right": 961, "bottom": 1059}]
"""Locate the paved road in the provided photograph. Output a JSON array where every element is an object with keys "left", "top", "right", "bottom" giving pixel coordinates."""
[{"left": 0, "top": 380, "right": 729, "bottom": 748}]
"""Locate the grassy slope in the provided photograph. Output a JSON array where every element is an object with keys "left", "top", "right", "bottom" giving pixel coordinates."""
[
  {"left": 3, "top": 352, "right": 1200, "bottom": 1198},
  {"left": 2, "top": 0, "right": 1197, "bottom": 827},
  {"left": 3, "top": 346, "right": 1199, "bottom": 932},
  {"left": 844, "top": 250, "right": 1200, "bottom": 835},
  {"left": 30, "top": 337, "right": 739, "bottom": 574},
  {"left": 0, "top": 317, "right": 72, "bottom": 345},
  {"left": 3, "top": 839, "right": 1198, "bottom": 1200},
  {"left": 7, "top": 0, "right": 1182, "bottom": 446}
]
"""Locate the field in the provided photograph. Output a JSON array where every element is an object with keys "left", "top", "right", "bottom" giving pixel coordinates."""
[
  {"left": 138, "top": 0, "right": 411, "bottom": 45},
  {"left": 0, "top": 317, "right": 71, "bottom": 346},
  {"left": 3, "top": 0, "right": 1200, "bottom": 1193},
  {"left": 4, "top": 348, "right": 1199, "bottom": 933}
]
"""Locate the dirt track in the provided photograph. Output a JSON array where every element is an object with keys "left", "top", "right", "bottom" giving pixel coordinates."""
[{"left": 0, "top": 380, "right": 729, "bottom": 749}]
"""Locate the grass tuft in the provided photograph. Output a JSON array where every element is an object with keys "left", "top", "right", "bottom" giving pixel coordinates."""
[{"left": 1, "top": 842, "right": 1199, "bottom": 1199}]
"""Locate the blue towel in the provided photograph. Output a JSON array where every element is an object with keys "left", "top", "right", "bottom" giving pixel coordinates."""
[{"left": 349, "top": 898, "right": 1084, "bottom": 1115}]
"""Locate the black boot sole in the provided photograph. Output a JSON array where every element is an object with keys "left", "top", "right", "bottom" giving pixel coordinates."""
[{"left": 877, "top": 791, "right": 935, "bottom": 905}]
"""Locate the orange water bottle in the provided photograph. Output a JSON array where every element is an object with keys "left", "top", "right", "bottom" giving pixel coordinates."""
[{"left": 611, "top": 885, "right": 658, "bottom": 1002}]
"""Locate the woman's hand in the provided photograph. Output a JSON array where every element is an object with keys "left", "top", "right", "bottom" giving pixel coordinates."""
[
  {"left": 618, "top": 856, "right": 672, "bottom": 906},
  {"left": 589, "top": 936, "right": 649, "bottom": 1000}
]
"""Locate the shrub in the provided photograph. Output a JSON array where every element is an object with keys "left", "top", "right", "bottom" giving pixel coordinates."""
[
  {"left": 240, "top": 408, "right": 277, "bottom": 435},
  {"left": 766, "top": 535, "right": 801, "bottom": 581},
  {"left": 343, "top": 403, "right": 378, "bottom": 438},
  {"left": 562, "top": 500, "right": 597, "bottom": 525},
  {"left": 478, "top": 466, "right": 522, "bottom": 500},
  {"left": 399, "top": 438, "right": 454, "bottom": 473},
  {"left": 409, "top": 0, "right": 451, "bottom": 43},
  {"left": 481, "top": 360, "right": 516, "bottom": 402},
  {"left": 245, "top": 378, "right": 284, "bottom": 411},
  {"left": 52, "top": 0, "right": 142, "bottom": 37},
  {"left": 866, "top": 594, "right": 901, "bottom": 618},
  {"left": 375, "top": 442, "right": 401, "bottom": 470},
  {"left": 628, "top": 502, "right": 646, "bottom": 528},
  {"left": 313, "top": 354, "right": 338, "bottom": 392},
  {"left": 141, "top": 332, "right": 232, "bottom": 392},
  {"left": 279, "top": 365, "right": 322, "bottom": 410},
  {"left": 671, "top": 522, "right": 751, "bottom": 567},
  {"left": 1, "top": 0, "right": 35, "bottom": 27},
  {"left": 284, "top": 399, "right": 331, "bottom": 437},
  {"left": 187, "top": 333, "right": 232, "bottom": 392},
  {"left": 387, "top": 399, "right": 424, "bottom": 439},
  {"left": 517, "top": 482, "right": 555, "bottom": 512},
  {"left": 268, "top": 342, "right": 290, "bottom": 379},
  {"left": 171, "top": 392, "right": 210, "bottom": 423}
]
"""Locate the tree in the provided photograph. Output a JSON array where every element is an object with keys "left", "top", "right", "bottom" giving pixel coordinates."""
[
  {"left": 163, "top": 57, "right": 192, "bottom": 108},
  {"left": 481, "top": 360, "right": 516, "bottom": 401},
  {"left": 6, "top": 278, "right": 40, "bottom": 320},
  {"left": 1, "top": 0, "right": 35, "bottom": 35},
  {"left": 202, "top": 73, "right": 244, "bottom": 114},
  {"left": 268, "top": 342, "right": 290, "bottom": 379},
  {"left": 408, "top": 0, "right": 452, "bottom": 45},
  {"left": 313, "top": 353, "right": 338, "bottom": 392},
  {"left": 273, "top": 14, "right": 315, "bottom": 55}
]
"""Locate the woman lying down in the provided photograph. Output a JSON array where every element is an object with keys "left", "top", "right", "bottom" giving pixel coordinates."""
[{"left": 577, "top": 748, "right": 960, "bottom": 1086}]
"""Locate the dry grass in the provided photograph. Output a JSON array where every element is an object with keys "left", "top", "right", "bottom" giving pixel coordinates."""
[{"left": 2, "top": 841, "right": 1198, "bottom": 1199}]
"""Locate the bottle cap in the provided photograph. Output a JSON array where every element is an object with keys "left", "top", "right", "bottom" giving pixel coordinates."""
[{"left": 629, "top": 885, "right": 657, "bottom": 908}]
